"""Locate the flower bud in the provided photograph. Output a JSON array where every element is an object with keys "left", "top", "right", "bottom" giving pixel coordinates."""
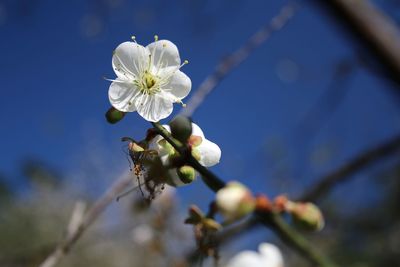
[
  {"left": 185, "top": 205, "right": 204, "bottom": 225},
  {"left": 176, "top": 165, "right": 196, "bottom": 184},
  {"left": 128, "top": 142, "right": 145, "bottom": 152},
  {"left": 202, "top": 218, "right": 222, "bottom": 232},
  {"left": 169, "top": 116, "right": 192, "bottom": 143},
  {"left": 287, "top": 202, "right": 325, "bottom": 231},
  {"left": 105, "top": 107, "right": 126, "bottom": 124},
  {"left": 215, "top": 182, "right": 255, "bottom": 222},
  {"left": 184, "top": 205, "right": 222, "bottom": 231}
]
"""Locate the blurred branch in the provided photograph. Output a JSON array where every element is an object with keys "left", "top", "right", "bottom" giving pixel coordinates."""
[
  {"left": 180, "top": 1, "right": 298, "bottom": 117},
  {"left": 257, "top": 212, "right": 337, "bottom": 267},
  {"left": 152, "top": 122, "right": 338, "bottom": 267},
  {"left": 295, "top": 59, "right": 355, "bottom": 142},
  {"left": 314, "top": 0, "right": 400, "bottom": 85},
  {"left": 38, "top": 172, "right": 132, "bottom": 267},
  {"left": 299, "top": 134, "right": 400, "bottom": 202},
  {"left": 185, "top": 216, "right": 260, "bottom": 264}
]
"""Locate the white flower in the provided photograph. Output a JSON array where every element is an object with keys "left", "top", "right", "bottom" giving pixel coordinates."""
[
  {"left": 215, "top": 182, "right": 255, "bottom": 222},
  {"left": 131, "top": 224, "right": 154, "bottom": 244},
  {"left": 226, "top": 243, "right": 284, "bottom": 267},
  {"left": 149, "top": 123, "right": 221, "bottom": 186},
  {"left": 108, "top": 36, "right": 191, "bottom": 122}
]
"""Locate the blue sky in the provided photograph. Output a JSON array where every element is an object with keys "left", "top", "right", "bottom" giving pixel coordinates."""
[{"left": 0, "top": 0, "right": 399, "bottom": 206}]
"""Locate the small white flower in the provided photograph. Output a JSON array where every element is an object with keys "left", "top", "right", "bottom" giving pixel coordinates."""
[
  {"left": 226, "top": 243, "right": 284, "bottom": 267},
  {"left": 108, "top": 36, "right": 191, "bottom": 122},
  {"left": 131, "top": 224, "right": 154, "bottom": 244},
  {"left": 149, "top": 123, "right": 221, "bottom": 186},
  {"left": 215, "top": 182, "right": 255, "bottom": 222}
]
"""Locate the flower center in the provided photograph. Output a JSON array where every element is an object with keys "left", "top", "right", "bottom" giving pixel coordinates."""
[
  {"left": 136, "top": 70, "right": 160, "bottom": 95},
  {"left": 144, "top": 71, "right": 157, "bottom": 89}
]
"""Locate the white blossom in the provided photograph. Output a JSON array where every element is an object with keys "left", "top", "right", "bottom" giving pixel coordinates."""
[
  {"left": 149, "top": 123, "right": 221, "bottom": 186},
  {"left": 226, "top": 243, "right": 284, "bottom": 267},
  {"left": 108, "top": 37, "right": 191, "bottom": 122},
  {"left": 215, "top": 182, "right": 255, "bottom": 222}
]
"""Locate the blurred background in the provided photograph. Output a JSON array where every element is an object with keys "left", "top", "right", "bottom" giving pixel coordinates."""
[{"left": 1, "top": 0, "right": 400, "bottom": 266}]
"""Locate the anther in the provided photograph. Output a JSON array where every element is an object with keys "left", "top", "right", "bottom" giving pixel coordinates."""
[{"left": 154, "top": 35, "right": 159, "bottom": 41}]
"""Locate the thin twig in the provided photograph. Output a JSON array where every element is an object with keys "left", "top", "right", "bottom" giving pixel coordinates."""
[
  {"left": 151, "top": 122, "right": 225, "bottom": 192},
  {"left": 180, "top": 2, "right": 298, "bottom": 117},
  {"left": 257, "top": 212, "right": 337, "bottom": 267},
  {"left": 151, "top": 122, "right": 338, "bottom": 267},
  {"left": 313, "top": 0, "right": 400, "bottom": 85},
  {"left": 185, "top": 216, "right": 260, "bottom": 264},
  {"left": 299, "top": 134, "right": 400, "bottom": 202},
  {"left": 38, "top": 172, "right": 132, "bottom": 267}
]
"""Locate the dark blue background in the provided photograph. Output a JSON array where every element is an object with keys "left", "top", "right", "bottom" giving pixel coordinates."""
[{"left": 1, "top": 0, "right": 399, "bottom": 209}]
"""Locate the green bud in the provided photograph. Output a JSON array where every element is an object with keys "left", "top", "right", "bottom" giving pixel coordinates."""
[
  {"left": 184, "top": 205, "right": 204, "bottom": 225},
  {"left": 215, "top": 182, "right": 256, "bottom": 223},
  {"left": 128, "top": 142, "right": 144, "bottom": 152},
  {"left": 202, "top": 218, "right": 222, "bottom": 232},
  {"left": 105, "top": 107, "right": 126, "bottom": 124},
  {"left": 169, "top": 116, "right": 192, "bottom": 143},
  {"left": 176, "top": 165, "right": 196, "bottom": 184},
  {"left": 289, "top": 202, "right": 325, "bottom": 232}
]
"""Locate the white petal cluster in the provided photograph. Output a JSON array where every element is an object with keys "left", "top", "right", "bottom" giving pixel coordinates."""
[
  {"left": 109, "top": 38, "right": 191, "bottom": 122},
  {"left": 215, "top": 182, "right": 255, "bottom": 222},
  {"left": 149, "top": 123, "right": 221, "bottom": 186},
  {"left": 226, "top": 243, "right": 284, "bottom": 267}
]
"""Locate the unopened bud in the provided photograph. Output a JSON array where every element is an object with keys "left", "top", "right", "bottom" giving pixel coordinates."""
[
  {"left": 105, "top": 107, "right": 126, "bottom": 124},
  {"left": 128, "top": 142, "right": 145, "bottom": 152},
  {"left": 255, "top": 194, "right": 273, "bottom": 213},
  {"left": 184, "top": 205, "right": 221, "bottom": 231},
  {"left": 274, "top": 195, "right": 289, "bottom": 212},
  {"left": 288, "top": 202, "right": 325, "bottom": 231},
  {"left": 215, "top": 182, "right": 256, "bottom": 222},
  {"left": 202, "top": 218, "right": 222, "bottom": 232},
  {"left": 167, "top": 165, "right": 196, "bottom": 187},
  {"left": 185, "top": 205, "right": 204, "bottom": 225},
  {"left": 169, "top": 116, "right": 192, "bottom": 143},
  {"left": 176, "top": 165, "right": 196, "bottom": 184}
]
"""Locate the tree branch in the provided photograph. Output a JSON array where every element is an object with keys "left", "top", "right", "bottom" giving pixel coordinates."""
[
  {"left": 152, "top": 122, "right": 338, "bottom": 267},
  {"left": 299, "top": 134, "right": 400, "bottom": 202},
  {"left": 38, "top": 172, "right": 132, "bottom": 267},
  {"left": 180, "top": 1, "right": 298, "bottom": 117},
  {"left": 314, "top": 0, "right": 400, "bottom": 85}
]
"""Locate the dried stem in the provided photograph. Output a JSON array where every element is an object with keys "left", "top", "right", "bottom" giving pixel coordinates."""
[
  {"left": 314, "top": 0, "right": 400, "bottom": 85},
  {"left": 180, "top": 1, "right": 298, "bottom": 117},
  {"left": 299, "top": 134, "right": 400, "bottom": 202},
  {"left": 38, "top": 173, "right": 132, "bottom": 267}
]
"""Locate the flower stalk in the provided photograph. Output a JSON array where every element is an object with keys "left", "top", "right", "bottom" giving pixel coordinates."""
[{"left": 151, "top": 121, "right": 338, "bottom": 267}]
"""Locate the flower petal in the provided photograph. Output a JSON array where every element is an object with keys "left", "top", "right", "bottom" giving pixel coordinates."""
[
  {"left": 226, "top": 251, "right": 264, "bottom": 267},
  {"left": 134, "top": 92, "right": 173, "bottom": 122},
  {"left": 258, "top": 243, "right": 284, "bottom": 267},
  {"left": 198, "top": 139, "right": 221, "bottom": 167},
  {"left": 162, "top": 70, "right": 191, "bottom": 99},
  {"left": 191, "top": 123, "right": 205, "bottom": 138},
  {"left": 108, "top": 79, "right": 138, "bottom": 112},
  {"left": 146, "top": 40, "right": 181, "bottom": 69},
  {"left": 112, "top": 42, "right": 149, "bottom": 79}
]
